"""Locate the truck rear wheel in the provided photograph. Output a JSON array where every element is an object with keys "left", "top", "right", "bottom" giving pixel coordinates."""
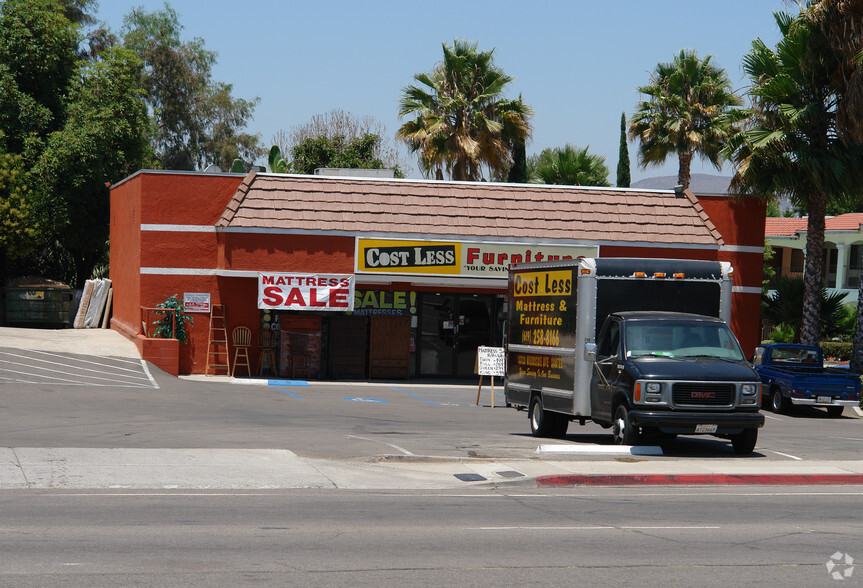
[
  {"left": 529, "top": 395, "right": 550, "bottom": 437},
  {"left": 769, "top": 387, "right": 788, "bottom": 414},
  {"left": 529, "top": 395, "right": 567, "bottom": 437},
  {"left": 612, "top": 404, "right": 640, "bottom": 445},
  {"left": 731, "top": 428, "right": 757, "bottom": 455}
]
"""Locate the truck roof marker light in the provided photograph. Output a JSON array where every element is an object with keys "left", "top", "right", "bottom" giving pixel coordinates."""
[
  {"left": 673, "top": 273, "right": 685, "bottom": 278},
  {"left": 654, "top": 272, "right": 666, "bottom": 278},
  {"left": 633, "top": 272, "right": 647, "bottom": 278}
]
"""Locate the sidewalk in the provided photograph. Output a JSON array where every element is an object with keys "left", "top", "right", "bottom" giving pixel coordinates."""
[
  {"left": 1, "top": 447, "right": 863, "bottom": 490},
  {"left": 2, "top": 326, "right": 862, "bottom": 490}
]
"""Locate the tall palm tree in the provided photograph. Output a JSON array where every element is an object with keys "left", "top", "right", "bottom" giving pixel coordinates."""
[
  {"left": 724, "top": 10, "right": 863, "bottom": 347},
  {"left": 801, "top": 0, "right": 863, "bottom": 370},
  {"left": 529, "top": 144, "right": 610, "bottom": 187},
  {"left": 629, "top": 50, "right": 744, "bottom": 190},
  {"left": 396, "top": 40, "right": 533, "bottom": 181}
]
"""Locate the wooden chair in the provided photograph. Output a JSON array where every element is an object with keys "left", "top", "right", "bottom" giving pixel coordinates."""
[
  {"left": 258, "top": 327, "right": 277, "bottom": 376},
  {"left": 231, "top": 326, "right": 252, "bottom": 377}
]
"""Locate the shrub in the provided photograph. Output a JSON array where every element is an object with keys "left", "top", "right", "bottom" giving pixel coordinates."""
[
  {"left": 820, "top": 341, "right": 852, "bottom": 362},
  {"left": 152, "top": 294, "right": 194, "bottom": 344}
]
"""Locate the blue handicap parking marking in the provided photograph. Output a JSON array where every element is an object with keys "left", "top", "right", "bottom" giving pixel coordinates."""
[
  {"left": 268, "top": 380, "right": 307, "bottom": 399},
  {"left": 268, "top": 379, "right": 310, "bottom": 387},
  {"left": 390, "top": 385, "right": 505, "bottom": 407},
  {"left": 343, "top": 397, "right": 389, "bottom": 403}
]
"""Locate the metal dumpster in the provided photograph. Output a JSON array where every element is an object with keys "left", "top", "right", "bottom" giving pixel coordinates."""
[{"left": 4, "top": 281, "right": 73, "bottom": 327}]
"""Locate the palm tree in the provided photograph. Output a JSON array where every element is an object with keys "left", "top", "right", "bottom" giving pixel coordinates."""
[
  {"left": 529, "top": 144, "right": 610, "bottom": 187},
  {"left": 724, "top": 10, "right": 863, "bottom": 347},
  {"left": 396, "top": 40, "right": 533, "bottom": 181},
  {"left": 762, "top": 276, "right": 849, "bottom": 342},
  {"left": 629, "top": 50, "right": 744, "bottom": 190},
  {"left": 800, "top": 1, "right": 863, "bottom": 371}
]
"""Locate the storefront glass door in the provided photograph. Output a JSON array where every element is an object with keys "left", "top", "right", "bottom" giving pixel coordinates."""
[{"left": 419, "top": 294, "right": 496, "bottom": 377}]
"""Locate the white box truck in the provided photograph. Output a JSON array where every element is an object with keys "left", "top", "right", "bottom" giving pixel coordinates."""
[{"left": 504, "top": 257, "right": 763, "bottom": 454}]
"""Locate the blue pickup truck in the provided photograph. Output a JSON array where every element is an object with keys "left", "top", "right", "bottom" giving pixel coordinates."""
[{"left": 752, "top": 343, "right": 861, "bottom": 416}]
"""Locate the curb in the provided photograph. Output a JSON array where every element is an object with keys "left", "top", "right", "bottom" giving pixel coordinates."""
[{"left": 536, "top": 473, "right": 863, "bottom": 487}]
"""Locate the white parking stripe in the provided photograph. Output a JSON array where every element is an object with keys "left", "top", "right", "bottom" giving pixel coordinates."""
[
  {"left": 766, "top": 450, "right": 803, "bottom": 461},
  {"left": 0, "top": 351, "right": 151, "bottom": 383},
  {"left": 0, "top": 350, "right": 158, "bottom": 388}
]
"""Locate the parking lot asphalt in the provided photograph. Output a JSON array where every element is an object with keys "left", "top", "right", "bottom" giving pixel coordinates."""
[{"left": 1, "top": 326, "right": 862, "bottom": 490}]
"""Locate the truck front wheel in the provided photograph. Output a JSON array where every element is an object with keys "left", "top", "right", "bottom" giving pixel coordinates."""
[
  {"left": 731, "top": 428, "right": 758, "bottom": 455},
  {"left": 612, "top": 404, "right": 640, "bottom": 445}
]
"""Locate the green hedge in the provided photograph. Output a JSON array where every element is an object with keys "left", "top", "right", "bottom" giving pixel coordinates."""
[{"left": 820, "top": 341, "right": 852, "bottom": 361}]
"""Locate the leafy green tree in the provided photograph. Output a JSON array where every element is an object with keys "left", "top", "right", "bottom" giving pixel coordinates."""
[
  {"left": 274, "top": 109, "right": 404, "bottom": 175},
  {"left": 121, "top": 4, "right": 262, "bottom": 171},
  {"left": 616, "top": 112, "right": 631, "bottom": 187},
  {"left": 397, "top": 39, "right": 533, "bottom": 181},
  {"left": 290, "top": 134, "right": 387, "bottom": 175},
  {"left": 0, "top": 136, "right": 41, "bottom": 286},
  {"left": 529, "top": 144, "right": 610, "bottom": 187},
  {"left": 0, "top": 0, "right": 79, "bottom": 163},
  {"left": 630, "top": 50, "right": 744, "bottom": 190},
  {"left": 725, "top": 10, "right": 863, "bottom": 347},
  {"left": 34, "top": 46, "right": 153, "bottom": 286}
]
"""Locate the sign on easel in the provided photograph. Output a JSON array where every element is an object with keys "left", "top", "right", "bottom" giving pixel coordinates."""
[{"left": 475, "top": 346, "right": 505, "bottom": 408}]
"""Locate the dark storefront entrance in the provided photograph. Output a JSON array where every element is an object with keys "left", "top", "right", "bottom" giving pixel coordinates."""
[
  {"left": 266, "top": 292, "right": 502, "bottom": 380},
  {"left": 419, "top": 293, "right": 503, "bottom": 378}
]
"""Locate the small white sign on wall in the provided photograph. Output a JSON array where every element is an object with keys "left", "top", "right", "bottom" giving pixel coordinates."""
[{"left": 184, "top": 292, "right": 211, "bottom": 313}]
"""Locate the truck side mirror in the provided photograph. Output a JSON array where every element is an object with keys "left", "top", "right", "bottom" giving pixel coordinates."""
[{"left": 584, "top": 342, "right": 597, "bottom": 362}]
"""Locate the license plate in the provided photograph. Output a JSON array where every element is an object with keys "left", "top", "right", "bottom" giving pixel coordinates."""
[
  {"left": 694, "top": 424, "right": 718, "bottom": 434},
  {"left": 816, "top": 396, "right": 832, "bottom": 404}
]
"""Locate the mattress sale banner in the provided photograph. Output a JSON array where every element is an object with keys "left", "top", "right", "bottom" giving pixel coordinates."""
[{"left": 258, "top": 273, "right": 355, "bottom": 311}]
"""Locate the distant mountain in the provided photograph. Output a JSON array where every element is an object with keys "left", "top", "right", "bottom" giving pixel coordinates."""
[{"left": 631, "top": 174, "right": 732, "bottom": 194}]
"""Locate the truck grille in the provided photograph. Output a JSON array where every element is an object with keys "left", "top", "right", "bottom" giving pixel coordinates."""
[{"left": 672, "top": 383, "right": 735, "bottom": 406}]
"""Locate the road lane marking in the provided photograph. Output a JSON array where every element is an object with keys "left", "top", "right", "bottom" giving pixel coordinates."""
[{"left": 346, "top": 434, "right": 415, "bottom": 456}]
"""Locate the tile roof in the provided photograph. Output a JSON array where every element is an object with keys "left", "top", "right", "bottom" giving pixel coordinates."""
[
  {"left": 766, "top": 213, "right": 863, "bottom": 237},
  {"left": 216, "top": 172, "right": 725, "bottom": 246}
]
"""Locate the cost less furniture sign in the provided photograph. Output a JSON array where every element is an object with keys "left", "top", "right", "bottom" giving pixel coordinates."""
[{"left": 258, "top": 273, "right": 355, "bottom": 311}]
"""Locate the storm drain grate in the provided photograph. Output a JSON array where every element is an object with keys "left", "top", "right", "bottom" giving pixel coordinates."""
[{"left": 453, "top": 473, "right": 487, "bottom": 482}]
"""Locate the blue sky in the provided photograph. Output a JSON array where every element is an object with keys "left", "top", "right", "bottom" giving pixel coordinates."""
[{"left": 95, "top": 0, "right": 787, "bottom": 182}]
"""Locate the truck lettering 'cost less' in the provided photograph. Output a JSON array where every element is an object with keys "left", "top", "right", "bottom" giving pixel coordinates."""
[{"left": 513, "top": 270, "right": 572, "bottom": 296}]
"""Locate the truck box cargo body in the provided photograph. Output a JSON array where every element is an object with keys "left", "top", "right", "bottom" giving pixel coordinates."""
[{"left": 504, "top": 258, "right": 764, "bottom": 454}]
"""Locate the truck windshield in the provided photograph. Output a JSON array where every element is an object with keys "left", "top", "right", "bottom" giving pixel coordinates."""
[{"left": 625, "top": 320, "right": 745, "bottom": 361}]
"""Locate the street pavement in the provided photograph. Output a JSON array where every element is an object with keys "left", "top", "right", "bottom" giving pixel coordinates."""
[{"left": 1, "top": 326, "right": 862, "bottom": 490}]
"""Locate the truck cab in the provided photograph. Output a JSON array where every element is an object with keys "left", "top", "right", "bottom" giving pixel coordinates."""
[{"left": 589, "top": 312, "right": 763, "bottom": 452}]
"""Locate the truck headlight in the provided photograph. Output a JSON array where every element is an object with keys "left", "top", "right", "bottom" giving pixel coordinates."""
[
  {"left": 741, "top": 384, "right": 757, "bottom": 396},
  {"left": 646, "top": 382, "right": 661, "bottom": 394}
]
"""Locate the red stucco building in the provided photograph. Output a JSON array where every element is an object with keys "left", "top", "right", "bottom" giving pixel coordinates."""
[{"left": 109, "top": 170, "right": 765, "bottom": 377}]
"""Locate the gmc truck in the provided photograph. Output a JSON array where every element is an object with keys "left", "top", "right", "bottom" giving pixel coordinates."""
[
  {"left": 753, "top": 343, "right": 861, "bottom": 416},
  {"left": 504, "top": 257, "right": 764, "bottom": 454}
]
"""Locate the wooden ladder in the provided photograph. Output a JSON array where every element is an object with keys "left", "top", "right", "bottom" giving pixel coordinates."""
[{"left": 205, "top": 304, "right": 230, "bottom": 375}]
